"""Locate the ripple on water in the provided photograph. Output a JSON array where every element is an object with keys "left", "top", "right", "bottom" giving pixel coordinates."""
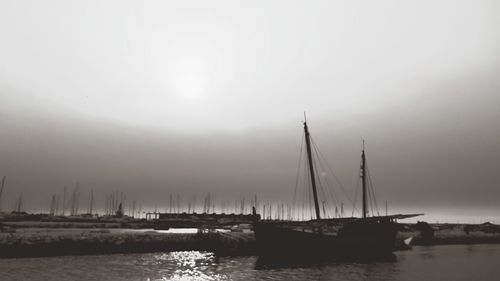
[
  {"left": 1, "top": 245, "right": 500, "bottom": 281},
  {"left": 151, "top": 251, "right": 229, "bottom": 281}
]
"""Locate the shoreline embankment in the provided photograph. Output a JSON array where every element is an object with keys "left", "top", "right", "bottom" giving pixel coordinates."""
[
  {"left": 400, "top": 222, "right": 500, "bottom": 246},
  {"left": 0, "top": 228, "right": 255, "bottom": 258},
  {"left": 2, "top": 221, "right": 500, "bottom": 259}
]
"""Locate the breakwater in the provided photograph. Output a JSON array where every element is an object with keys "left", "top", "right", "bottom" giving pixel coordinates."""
[
  {"left": 0, "top": 229, "right": 255, "bottom": 258},
  {"left": 400, "top": 222, "right": 500, "bottom": 246},
  {"left": 2, "top": 222, "right": 500, "bottom": 258}
]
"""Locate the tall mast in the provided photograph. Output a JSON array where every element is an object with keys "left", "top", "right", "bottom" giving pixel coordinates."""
[
  {"left": 62, "top": 186, "right": 66, "bottom": 216},
  {"left": 361, "top": 141, "right": 367, "bottom": 218},
  {"left": 89, "top": 189, "right": 94, "bottom": 215},
  {"left": 304, "top": 120, "right": 321, "bottom": 220},
  {"left": 0, "top": 176, "right": 6, "bottom": 212}
]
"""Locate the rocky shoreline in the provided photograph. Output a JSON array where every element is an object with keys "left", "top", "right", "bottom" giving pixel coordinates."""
[
  {"left": 0, "top": 229, "right": 256, "bottom": 258},
  {"left": 1, "top": 222, "right": 500, "bottom": 258},
  {"left": 400, "top": 222, "right": 500, "bottom": 246}
]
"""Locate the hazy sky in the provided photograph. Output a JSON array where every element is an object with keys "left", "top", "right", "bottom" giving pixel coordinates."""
[{"left": 1, "top": 1, "right": 499, "bottom": 222}]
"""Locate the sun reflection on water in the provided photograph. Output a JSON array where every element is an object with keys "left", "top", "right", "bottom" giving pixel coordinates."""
[{"left": 149, "top": 251, "right": 228, "bottom": 281}]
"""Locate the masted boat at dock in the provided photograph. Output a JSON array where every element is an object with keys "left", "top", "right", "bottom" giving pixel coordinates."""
[{"left": 253, "top": 119, "right": 421, "bottom": 260}]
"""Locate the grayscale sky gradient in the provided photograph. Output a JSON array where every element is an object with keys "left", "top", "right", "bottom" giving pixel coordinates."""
[{"left": 1, "top": 0, "right": 499, "bottom": 222}]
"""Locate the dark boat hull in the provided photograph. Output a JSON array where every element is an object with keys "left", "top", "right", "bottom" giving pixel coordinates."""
[{"left": 254, "top": 220, "right": 398, "bottom": 261}]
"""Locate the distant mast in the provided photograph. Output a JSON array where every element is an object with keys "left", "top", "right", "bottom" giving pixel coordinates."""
[
  {"left": 361, "top": 141, "right": 367, "bottom": 218},
  {"left": 303, "top": 118, "right": 321, "bottom": 220},
  {"left": 0, "top": 176, "right": 5, "bottom": 212}
]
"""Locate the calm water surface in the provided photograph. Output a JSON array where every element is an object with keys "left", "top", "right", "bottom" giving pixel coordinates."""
[{"left": 1, "top": 244, "right": 499, "bottom": 281}]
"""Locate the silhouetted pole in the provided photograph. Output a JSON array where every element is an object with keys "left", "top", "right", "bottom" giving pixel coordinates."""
[
  {"left": 0, "top": 176, "right": 5, "bottom": 212},
  {"left": 361, "top": 142, "right": 367, "bottom": 218},
  {"left": 304, "top": 120, "right": 321, "bottom": 220},
  {"left": 132, "top": 200, "right": 136, "bottom": 218},
  {"left": 62, "top": 186, "right": 67, "bottom": 216}
]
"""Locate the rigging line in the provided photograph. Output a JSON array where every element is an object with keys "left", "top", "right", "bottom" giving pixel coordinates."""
[
  {"left": 317, "top": 171, "right": 336, "bottom": 217},
  {"left": 305, "top": 159, "right": 313, "bottom": 220},
  {"left": 300, "top": 155, "right": 305, "bottom": 220},
  {"left": 370, "top": 168, "right": 380, "bottom": 215},
  {"left": 370, "top": 186, "right": 380, "bottom": 216},
  {"left": 306, "top": 136, "right": 319, "bottom": 220},
  {"left": 368, "top": 184, "right": 375, "bottom": 217},
  {"left": 312, "top": 142, "right": 345, "bottom": 218},
  {"left": 292, "top": 132, "right": 305, "bottom": 209},
  {"left": 310, "top": 137, "right": 340, "bottom": 206},
  {"left": 366, "top": 165, "right": 380, "bottom": 216},
  {"left": 312, "top": 155, "right": 325, "bottom": 205},
  {"left": 303, "top": 149, "right": 309, "bottom": 220},
  {"left": 320, "top": 168, "right": 342, "bottom": 215},
  {"left": 309, "top": 157, "right": 315, "bottom": 220},
  {"left": 364, "top": 163, "right": 375, "bottom": 217},
  {"left": 312, "top": 149, "right": 332, "bottom": 218},
  {"left": 352, "top": 176, "right": 360, "bottom": 218},
  {"left": 366, "top": 167, "right": 378, "bottom": 216},
  {"left": 310, "top": 136, "right": 349, "bottom": 196},
  {"left": 368, "top": 181, "right": 378, "bottom": 217},
  {"left": 362, "top": 146, "right": 380, "bottom": 216},
  {"left": 315, "top": 151, "right": 339, "bottom": 216},
  {"left": 316, "top": 177, "right": 330, "bottom": 218},
  {"left": 319, "top": 157, "right": 341, "bottom": 210},
  {"left": 352, "top": 157, "right": 363, "bottom": 217},
  {"left": 304, "top": 134, "right": 314, "bottom": 220},
  {"left": 310, "top": 139, "right": 340, "bottom": 219},
  {"left": 301, "top": 152, "right": 309, "bottom": 221},
  {"left": 310, "top": 137, "right": 355, "bottom": 205},
  {"left": 364, "top": 162, "right": 374, "bottom": 211}
]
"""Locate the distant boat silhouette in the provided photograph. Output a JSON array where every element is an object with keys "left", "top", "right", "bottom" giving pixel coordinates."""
[{"left": 253, "top": 119, "right": 421, "bottom": 260}]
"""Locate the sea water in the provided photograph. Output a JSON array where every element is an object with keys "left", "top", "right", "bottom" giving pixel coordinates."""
[{"left": 1, "top": 244, "right": 499, "bottom": 281}]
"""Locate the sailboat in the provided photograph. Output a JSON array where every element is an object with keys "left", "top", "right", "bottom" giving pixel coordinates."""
[{"left": 253, "top": 120, "right": 421, "bottom": 260}]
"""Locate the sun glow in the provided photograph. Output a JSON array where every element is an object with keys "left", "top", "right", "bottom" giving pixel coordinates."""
[{"left": 170, "top": 58, "right": 209, "bottom": 101}]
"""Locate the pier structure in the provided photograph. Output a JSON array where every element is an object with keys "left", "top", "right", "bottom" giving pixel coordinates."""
[{"left": 153, "top": 212, "right": 260, "bottom": 230}]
